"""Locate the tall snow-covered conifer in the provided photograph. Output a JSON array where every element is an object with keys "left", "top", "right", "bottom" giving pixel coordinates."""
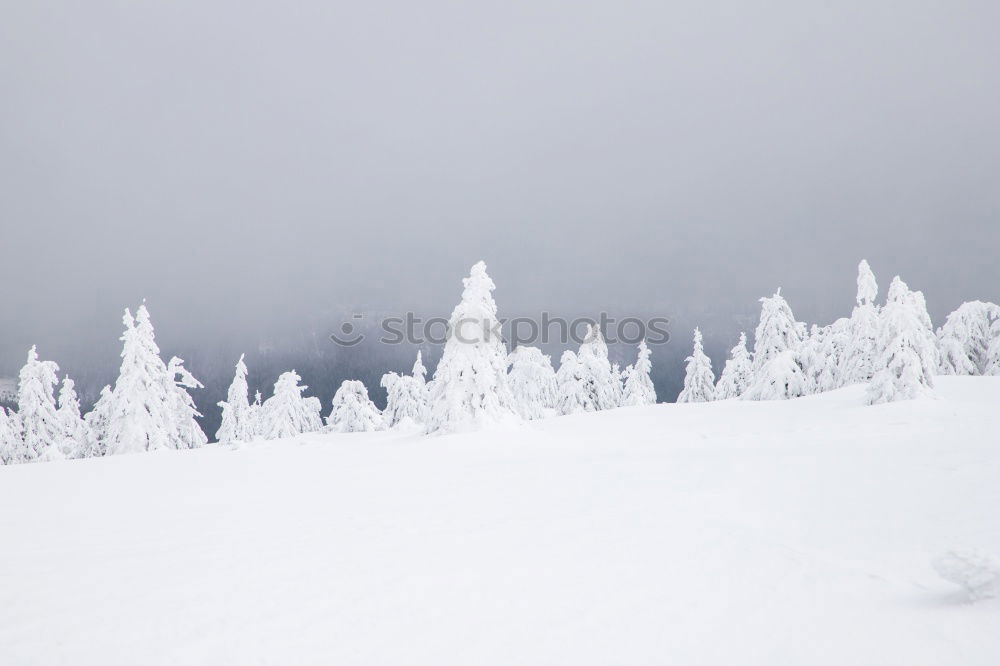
[
  {"left": 17, "top": 346, "right": 62, "bottom": 461},
  {"left": 866, "top": 277, "right": 937, "bottom": 404},
  {"left": 217, "top": 354, "right": 254, "bottom": 444},
  {"left": 99, "top": 305, "right": 207, "bottom": 454},
  {"left": 426, "top": 261, "right": 515, "bottom": 433},
  {"left": 715, "top": 332, "right": 753, "bottom": 400},
  {"left": 577, "top": 325, "right": 619, "bottom": 411},
  {"left": 621, "top": 339, "right": 656, "bottom": 406},
  {"left": 165, "top": 356, "right": 207, "bottom": 450},
  {"left": 841, "top": 260, "right": 881, "bottom": 385},
  {"left": 677, "top": 328, "right": 716, "bottom": 403}
]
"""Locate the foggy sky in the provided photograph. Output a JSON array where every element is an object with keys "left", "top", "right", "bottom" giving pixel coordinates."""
[{"left": 2, "top": 0, "right": 999, "bottom": 376}]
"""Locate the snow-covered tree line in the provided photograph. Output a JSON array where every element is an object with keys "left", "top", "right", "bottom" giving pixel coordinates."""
[
  {"left": 221, "top": 261, "right": 656, "bottom": 438},
  {"left": 2, "top": 262, "right": 656, "bottom": 462},
  {"left": 676, "top": 259, "right": 998, "bottom": 406},
  {"left": 5, "top": 258, "right": 994, "bottom": 463}
]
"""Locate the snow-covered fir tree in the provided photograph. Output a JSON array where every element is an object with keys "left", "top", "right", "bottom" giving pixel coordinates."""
[
  {"left": 165, "top": 356, "right": 207, "bottom": 449},
  {"left": 426, "top": 261, "right": 516, "bottom": 433},
  {"left": 714, "top": 332, "right": 753, "bottom": 400},
  {"left": 217, "top": 354, "right": 255, "bottom": 444},
  {"left": 259, "top": 371, "right": 323, "bottom": 440},
  {"left": 987, "top": 317, "right": 1000, "bottom": 376},
  {"left": 248, "top": 391, "right": 264, "bottom": 437},
  {"left": 676, "top": 328, "right": 716, "bottom": 403},
  {"left": 56, "top": 376, "right": 86, "bottom": 458},
  {"left": 328, "top": 380, "right": 384, "bottom": 433},
  {"left": 840, "top": 260, "right": 881, "bottom": 386},
  {"left": 82, "top": 385, "right": 112, "bottom": 458},
  {"left": 412, "top": 351, "right": 427, "bottom": 384},
  {"left": 742, "top": 350, "right": 809, "bottom": 401},
  {"left": 17, "top": 346, "right": 63, "bottom": 461},
  {"left": 102, "top": 306, "right": 179, "bottom": 455},
  {"left": 752, "top": 289, "right": 805, "bottom": 373},
  {"left": 866, "top": 276, "right": 937, "bottom": 405},
  {"left": 796, "top": 325, "right": 828, "bottom": 395},
  {"left": 577, "top": 324, "right": 619, "bottom": 411},
  {"left": 0, "top": 407, "right": 14, "bottom": 464},
  {"left": 103, "top": 307, "right": 172, "bottom": 454},
  {"left": 381, "top": 353, "right": 429, "bottom": 428},
  {"left": 904, "top": 283, "right": 940, "bottom": 371},
  {"left": 507, "top": 345, "right": 557, "bottom": 420},
  {"left": 936, "top": 301, "right": 1000, "bottom": 375},
  {"left": 554, "top": 350, "right": 592, "bottom": 415},
  {"left": 621, "top": 339, "right": 656, "bottom": 407},
  {"left": 814, "top": 318, "right": 850, "bottom": 392},
  {"left": 610, "top": 363, "right": 625, "bottom": 407},
  {"left": 856, "top": 259, "right": 878, "bottom": 307},
  {"left": 0, "top": 407, "right": 30, "bottom": 465}
]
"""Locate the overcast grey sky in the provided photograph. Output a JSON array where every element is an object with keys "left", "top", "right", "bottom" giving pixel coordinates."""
[{"left": 2, "top": 0, "right": 998, "bottom": 366}]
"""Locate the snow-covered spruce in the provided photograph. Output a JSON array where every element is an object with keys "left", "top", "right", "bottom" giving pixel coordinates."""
[
  {"left": 259, "top": 371, "right": 323, "bottom": 440},
  {"left": 840, "top": 261, "right": 883, "bottom": 386},
  {"left": 797, "top": 325, "right": 830, "bottom": 396},
  {"left": 621, "top": 339, "right": 656, "bottom": 407},
  {"left": 248, "top": 391, "right": 263, "bottom": 435},
  {"left": 714, "top": 332, "right": 752, "bottom": 400},
  {"left": 166, "top": 356, "right": 208, "bottom": 450},
  {"left": 554, "top": 350, "right": 591, "bottom": 415},
  {"left": 426, "top": 261, "right": 516, "bottom": 433},
  {"left": 217, "top": 354, "right": 255, "bottom": 444},
  {"left": 676, "top": 328, "right": 715, "bottom": 403},
  {"left": 866, "top": 277, "right": 937, "bottom": 405},
  {"left": 327, "top": 380, "right": 384, "bottom": 433},
  {"left": 751, "top": 289, "right": 806, "bottom": 374},
  {"left": 82, "top": 385, "right": 112, "bottom": 458},
  {"left": 610, "top": 363, "right": 625, "bottom": 407},
  {"left": 936, "top": 301, "right": 1000, "bottom": 376},
  {"left": 17, "top": 346, "right": 63, "bottom": 462},
  {"left": 742, "top": 350, "right": 808, "bottom": 401},
  {"left": 814, "top": 318, "right": 850, "bottom": 392},
  {"left": 56, "top": 376, "right": 86, "bottom": 459},
  {"left": 0, "top": 406, "right": 29, "bottom": 465},
  {"left": 507, "top": 345, "right": 557, "bottom": 419},
  {"left": 932, "top": 548, "right": 1000, "bottom": 602},
  {"left": 99, "top": 305, "right": 207, "bottom": 455},
  {"left": 381, "top": 352, "right": 429, "bottom": 428},
  {"left": 988, "top": 316, "right": 1000, "bottom": 376},
  {"left": 577, "top": 324, "right": 619, "bottom": 411}
]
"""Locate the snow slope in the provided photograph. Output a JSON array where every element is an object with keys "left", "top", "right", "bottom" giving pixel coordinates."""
[{"left": 1, "top": 377, "right": 998, "bottom": 665}]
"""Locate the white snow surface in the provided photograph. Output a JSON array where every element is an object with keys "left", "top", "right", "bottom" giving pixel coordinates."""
[{"left": 1, "top": 377, "right": 998, "bottom": 665}]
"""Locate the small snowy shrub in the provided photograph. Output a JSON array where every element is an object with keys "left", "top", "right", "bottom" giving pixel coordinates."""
[
  {"left": 931, "top": 548, "right": 1000, "bottom": 601},
  {"left": 328, "top": 380, "right": 383, "bottom": 433}
]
